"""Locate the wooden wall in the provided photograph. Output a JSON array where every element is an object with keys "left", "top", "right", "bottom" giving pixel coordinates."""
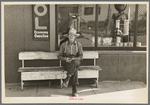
[
  {"left": 4, "top": 5, "right": 50, "bottom": 83},
  {"left": 97, "top": 51, "right": 146, "bottom": 82}
]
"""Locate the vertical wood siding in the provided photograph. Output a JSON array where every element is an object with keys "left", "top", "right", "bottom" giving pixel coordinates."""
[{"left": 98, "top": 53, "right": 146, "bottom": 82}]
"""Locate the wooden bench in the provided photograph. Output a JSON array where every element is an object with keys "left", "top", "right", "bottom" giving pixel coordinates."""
[{"left": 18, "top": 51, "right": 102, "bottom": 90}]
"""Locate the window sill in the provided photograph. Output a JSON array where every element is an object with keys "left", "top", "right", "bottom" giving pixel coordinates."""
[
  {"left": 83, "top": 47, "right": 146, "bottom": 51},
  {"left": 96, "top": 50, "right": 147, "bottom": 55}
]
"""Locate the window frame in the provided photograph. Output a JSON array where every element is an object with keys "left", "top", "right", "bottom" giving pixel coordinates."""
[{"left": 55, "top": 4, "right": 147, "bottom": 51}]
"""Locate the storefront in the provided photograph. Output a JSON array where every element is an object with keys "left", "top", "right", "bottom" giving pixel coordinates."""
[{"left": 3, "top": 2, "right": 148, "bottom": 83}]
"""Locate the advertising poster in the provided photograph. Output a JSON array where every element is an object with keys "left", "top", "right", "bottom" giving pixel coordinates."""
[{"left": 32, "top": 4, "right": 49, "bottom": 40}]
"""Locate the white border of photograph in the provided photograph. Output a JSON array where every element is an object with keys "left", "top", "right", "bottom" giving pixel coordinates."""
[{"left": 1, "top": 1, "right": 149, "bottom": 104}]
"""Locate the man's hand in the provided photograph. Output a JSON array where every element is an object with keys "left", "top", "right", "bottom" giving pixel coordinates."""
[
  {"left": 66, "top": 57, "right": 72, "bottom": 63},
  {"left": 71, "top": 57, "right": 81, "bottom": 61}
]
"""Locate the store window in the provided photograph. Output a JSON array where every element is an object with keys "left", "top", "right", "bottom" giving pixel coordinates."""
[
  {"left": 84, "top": 7, "right": 94, "bottom": 15},
  {"left": 56, "top": 4, "right": 147, "bottom": 50}
]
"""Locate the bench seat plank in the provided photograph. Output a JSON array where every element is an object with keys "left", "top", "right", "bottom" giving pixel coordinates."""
[
  {"left": 18, "top": 67, "right": 64, "bottom": 72},
  {"left": 78, "top": 70, "right": 99, "bottom": 78},
  {"left": 18, "top": 66, "right": 102, "bottom": 72},
  {"left": 21, "top": 70, "right": 99, "bottom": 80},
  {"left": 19, "top": 51, "right": 99, "bottom": 60},
  {"left": 80, "top": 66, "right": 102, "bottom": 71},
  {"left": 22, "top": 72, "right": 67, "bottom": 80}
]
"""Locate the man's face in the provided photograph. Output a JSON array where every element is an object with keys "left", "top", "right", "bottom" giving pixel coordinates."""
[{"left": 68, "top": 34, "right": 76, "bottom": 43}]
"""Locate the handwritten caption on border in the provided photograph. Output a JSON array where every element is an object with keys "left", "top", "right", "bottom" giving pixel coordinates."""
[{"left": 69, "top": 97, "right": 83, "bottom": 100}]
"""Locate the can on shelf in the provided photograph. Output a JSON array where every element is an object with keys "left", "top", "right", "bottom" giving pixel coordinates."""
[
  {"left": 115, "top": 42, "right": 120, "bottom": 46},
  {"left": 137, "top": 42, "right": 141, "bottom": 47},
  {"left": 128, "top": 42, "right": 133, "bottom": 46},
  {"left": 123, "top": 42, "right": 128, "bottom": 46},
  {"left": 119, "top": 42, "right": 123, "bottom": 46}
]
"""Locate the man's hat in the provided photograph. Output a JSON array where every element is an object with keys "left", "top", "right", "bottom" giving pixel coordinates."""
[
  {"left": 62, "top": 28, "right": 80, "bottom": 38},
  {"left": 68, "top": 28, "right": 80, "bottom": 37}
]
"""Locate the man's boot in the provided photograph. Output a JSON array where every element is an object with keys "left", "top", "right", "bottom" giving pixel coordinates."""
[
  {"left": 62, "top": 76, "right": 71, "bottom": 88},
  {"left": 72, "top": 85, "right": 78, "bottom": 97}
]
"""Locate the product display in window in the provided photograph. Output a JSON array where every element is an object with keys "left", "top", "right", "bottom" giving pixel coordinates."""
[
  {"left": 112, "top": 4, "right": 130, "bottom": 47},
  {"left": 97, "top": 4, "right": 137, "bottom": 47}
]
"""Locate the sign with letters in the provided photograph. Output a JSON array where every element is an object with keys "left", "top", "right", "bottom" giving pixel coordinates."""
[{"left": 32, "top": 4, "right": 49, "bottom": 40}]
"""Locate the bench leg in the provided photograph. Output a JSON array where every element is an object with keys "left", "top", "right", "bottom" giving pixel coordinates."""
[
  {"left": 21, "top": 80, "right": 24, "bottom": 91},
  {"left": 60, "top": 79, "right": 63, "bottom": 89},
  {"left": 96, "top": 78, "right": 98, "bottom": 88}
]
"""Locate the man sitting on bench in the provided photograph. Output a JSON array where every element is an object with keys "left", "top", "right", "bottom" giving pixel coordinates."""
[{"left": 58, "top": 28, "right": 83, "bottom": 97}]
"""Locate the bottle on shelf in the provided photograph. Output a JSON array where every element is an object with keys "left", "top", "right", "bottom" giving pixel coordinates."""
[{"left": 115, "top": 28, "right": 123, "bottom": 46}]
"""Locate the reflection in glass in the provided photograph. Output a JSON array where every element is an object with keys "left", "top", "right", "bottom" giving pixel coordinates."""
[
  {"left": 58, "top": 4, "right": 96, "bottom": 47},
  {"left": 97, "top": 4, "right": 136, "bottom": 47}
]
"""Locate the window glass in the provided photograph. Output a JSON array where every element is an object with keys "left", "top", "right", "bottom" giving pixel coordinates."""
[
  {"left": 58, "top": 4, "right": 96, "bottom": 47},
  {"left": 137, "top": 4, "right": 147, "bottom": 47},
  {"left": 84, "top": 7, "right": 94, "bottom": 15},
  {"left": 97, "top": 4, "right": 136, "bottom": 47},
  {"left": 58, "top": 4, "right": 79, "bottom": 46},
  {"left": 57, "top": 4, "right": 146, "bottom": 50}
]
